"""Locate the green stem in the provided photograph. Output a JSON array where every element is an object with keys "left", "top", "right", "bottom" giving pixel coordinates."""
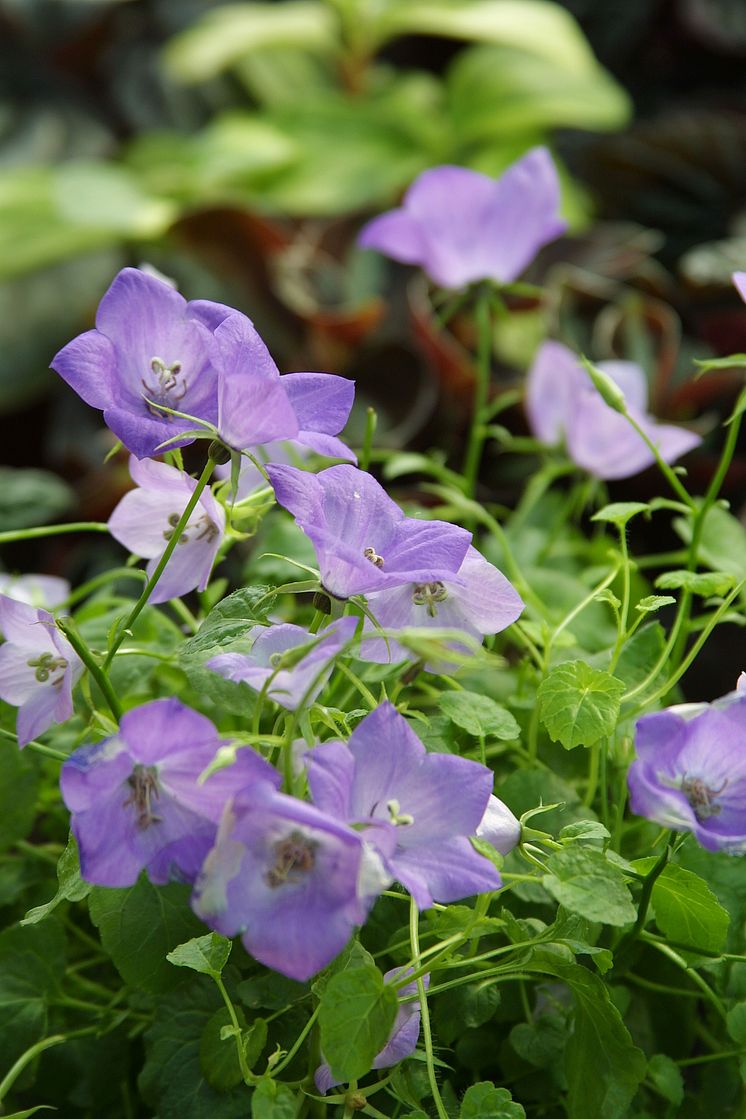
[
  {"left": 214, "top": 974, "right": 255, "bottom": 1086},
  {"left": 462, "top": 287, "right": 493, "bottom": 499},
  {"left": 409, "top": 897, "right": 449, "bottom": 1119},
  {"left": 0, "top": 1033, "right": 66, "bottom": 1104},
  {"left": 623, "top": 412, "right": 695, "bottom": 509},
  {"left": 615, "top": 836, "right": 672, "bottom": 960},
  {"left": 62, "top": 566, "right": 147, "bottom": 609},
  {"left": 0, "top": 522, "right": 109, "bottom": 545},
  {"left": 359, "top": 406, "right": 377, "bottom": 473},
  {"left": 57, "top": 617, "right": 123, "bottom": 722},
  {"left": 0, "top": 727, "right": 67, "bottom": 761}
]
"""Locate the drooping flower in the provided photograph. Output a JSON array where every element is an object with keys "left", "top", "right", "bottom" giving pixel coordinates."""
[
  {"left": 358, "top": 148, "right": 566, "bottom": 291},
  {"left": 266, "top": 464, "right": 471, "bottom": 600},
  {"left": 108, "top": 456, "right": 225, "bottom": 603},
  {"left": 207, "top": 616, "right": 359, "bottom": 710},
  {"left": 0, "top": 574, "right": 70, "bottom": 609},
  {"left": 192, "top": 781, "right": 391, "bottom": 981},
  {"left": 525, "top": 341, "right": 701, "bottom": 480},
  {"left": 361, "top": 545, "right": 523, "bottom": 665},
  {"left": 0, "top": 595, "right": 82, "bottom": 746},
  {"left": 476, "top": 795, "right": 522, "bottom": 856},
  {"left": 61, "top": 697, "right": 280, "bottom": 887},
  {"left": 628, "top": 682, "right": 746, "bottom": 853},
  {"left": 306, "top": 702, "right": 502, "bottom": 909},
  {"left": 315, "top": 967, "right": 428, "bottom": 1093}
]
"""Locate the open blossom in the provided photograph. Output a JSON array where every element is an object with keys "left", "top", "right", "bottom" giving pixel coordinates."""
[
  {"left": 61, "top": 698, "right": 279, "bottom": 887},
  {"left": 306, "top": 702, "right": 502, "bottom": 909},
  {"left": 267, "top": 463, "right": 471, "bottom": 599},
  {"left": 192, "top": 781, "right": 391, "bottom": 981},
  {"left": 0, "top": 574, "right": 70, "bottom": 609},
  {"left": 108, "top": 456, "right": 225, "bottom": 604},
  {"left": 628, "top": 682, "right": 746, "bottom": 853},
  {"left": 207, "top": 617, "right": 358, "bottom": 710},
  {"left": 0, "top": 596, "right": 82, "bottom": 746},
  {"left": 525, "top": 341, "right": 701, "bottom": 480},
  {"left": 358, "top": 147, "right": 566, "bottom": 290},
  {"left": 362, "top": 545, "right": 523, "bottom": 665}
]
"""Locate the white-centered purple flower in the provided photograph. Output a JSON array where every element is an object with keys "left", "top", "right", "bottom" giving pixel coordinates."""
[
  {"left": 358, "top": 148, "right": 566, "bottom": 291},
  {"left": 306, "top": 702, "right": 502, "bottom": 909},
  {"left": 207, "top": 617, "right": 358, "bottom": 710},
  {"left": 192, "top": 781, "right": 391, "bottom": 981},
  {"left": 525, "top": 341, "right": 701, "bottom": 480},
  {"left": 0, "top": 574, "right": 70, "bottom": 609},
  {"left": 61, "top": 698, "right": 280, "bottom": 887},
  {"left": 108, "top": 456, "right": 225, "bottom": 604},
  {"left": 628, "top": 682, "right": 746, "bottom": 853},
  {"left": 0, "top": 595, "right": 82, "bottom": 747},
  {"left": 266, "top": 464, "right": 471, "bottom": 600},
  {"left": 361, "top": 545, "right": 524, "bottom": 666},
  {"left": 315, "top": 967, "right": 428, "bottom": 1094}
]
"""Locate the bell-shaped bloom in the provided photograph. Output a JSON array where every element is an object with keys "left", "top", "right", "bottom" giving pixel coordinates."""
[
  {"left": 477, "top": 795, "right": 521, "bottom": 856},
  {"left": 108, "top": 456, "right": 225, "bottom": 604},
  {"left": 361, "top": 545, "right": 523, "bottom": 665},
  {"left": 0, "top": 596, "right": 82, "bottom": 746},
  {"left": 358, "top": 148, "right": 566, "bottom": 291},
  {"left": 0, "top": 574, "right": 70, "bottom": 609},
  {"left": 61, "top": 698, "right": 280, "bottom": 887},
  {"left": 525, "top": 341, "right": 701, "bottom": 480},
  {"left": 306, "top": 702, "right": 502, "bottom": 909},
  {"left": 207, "top": 616, "right": 358, "bottom": 710},
  {"left": 192, "top": 781, "right": 391, "bottom": 981},
  {"left": 267, "top": 464, "right": 471, "bottom": 600},
  {"left": 628, "top": 682, "right": 746, "bottom": 853},
  {"left": 315, "top": 967, "right": 428, "bottom": 1093}
]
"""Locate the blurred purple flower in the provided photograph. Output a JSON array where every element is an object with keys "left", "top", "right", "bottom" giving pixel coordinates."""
[
  {"left": 306, "top": 702, "right": 501, "bottom": 909},
  {"left": 476, "top": 795, "right": 521, "bottom": 856},
  {"left": 0, "top": 574, "right": 70, "bottom": 609},
  {"left": 734, "top": 272, "right": 746, "bottom": 303},
  {"left": 628, "top": 683, "right": 746, "bottom": 853},
  {"left": 315, "top": 967, "right": 428, "bottom": 1093},
  {"left": 526, "top": 341, "right": 701, "bottom": 480},
  {"left": 358, "top": 148, "right": 565, "bottom": 290},
  {"left": 108, "top": 456, "right": 225, "bottom": 604},
  {"left": 192, "top": 781, "right": 390, "bottom": 980},
  {"left": 207, "top": 616, "right": 358, "bottom": 710},
  {"left": 266, "top": 464, "right": 471, "bottom": 599},
  {"left": 61, "top": 697, "right": 279, "bottom": 887},
  {"left": 361, "top": 545, "right": 523, "bottom": 665},
  {"left": 0, "top": 596, "right": 82, "bottom": 746}
]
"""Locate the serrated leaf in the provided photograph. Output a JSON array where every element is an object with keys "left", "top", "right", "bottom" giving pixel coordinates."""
[
  {"left": 636, "top": 595, "right": 676, "bottom": 614},
  {"left": 543, "top": 847, "right": 636, "bottom": 927},
  {"left": 647, "top": 1053, "right": 684, "bottom": 1105},
  {"left": 318, "top": 964, "right": 398, "bottom": 1082},
  {"left": 656, "top": 569, "right": 736, "bottom": 596},
  {"left": 459, "top": 1081, "right": 525, "bottom": 1118},
  {"left": 251, "top": 1077, "right": 298, "bottom": 1118},
  {"left": 559, "top": 820, "right": 611, "bottom": 842},
  {"left": 167, "top": 933, "right": 232, "bottom": 979},
  {"left": 538, "top": 661, "right": 625, "bottom": 749},
  {"left": 438, "top": 691, "right": 520, "bottom": 739},
  {"left": 633, "top": 860, "right": 730, "bottom": 954},
  {"left": 22, "top": 832, "right": 90, "bottom": 924}
]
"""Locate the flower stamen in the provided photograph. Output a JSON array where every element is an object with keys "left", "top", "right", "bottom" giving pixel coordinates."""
[{"left": 265, "top": 830, "right": 317, "bottom": 888}]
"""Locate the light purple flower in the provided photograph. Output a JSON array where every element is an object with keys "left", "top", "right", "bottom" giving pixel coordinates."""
[
  {"left": 476, "top": 795, "right": 521, "bottom": 856},
  {"left": 207, "top": 616, "right": 359, "bottom": 710},
  {"left": 734, "top": 272, "right": 746, "bottom": 303},
  {"left": 192, "top": 781, "right": 391, "bottom": 981},
  {"left": 108, "top": 456, "right": 225, "bottom": 603},
  {"left": 61, "top": 698, "right": 280, "bottom": 887},
  {"left": 315, "top": 967, "right": 428, "bottom": 1093},
  {"left": 525, "top": 341, "right": 701, "bottom": 480},
  {"left": 361, "top": 545, "right": 523, "bottom": 665},
  {"left": 0, "top": 595, "right": 82, "bottom": 747},
  {"left": 306, "top": 702, "right": 502, "bottom": 909},
  {"left": 628, "top": 683, "right": 746, "bottom": 853},
  {"left": 358, "top": 148, "right": 566, "bottom": 291},
  {"left": 0, "top": 574, "right": 70, "bottom": 609},
  {"left": 266, "top": 464, "right": 471, "bottom": 600}
]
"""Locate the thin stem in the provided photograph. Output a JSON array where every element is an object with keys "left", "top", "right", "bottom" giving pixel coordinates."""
[
  {"left": 623, "top": 412, "right": 695, "bottom": 509},
  {"left": 359, "top": 406, "right": 377, "bottom": 473},
  {"left": 409, "top": 897, "right": 449, "bottom": 1119},
  {"left": 57, "top": 617, "right": 123, "bottom": 722},
  {"left": 0, "top": 1033, "right": 66, "bottom": 1104},
  {"left": 0, "top": 522, "right": 110, "bottom": 544},
  {"left": 214, "top": 974, "right": 255, "bottom": 1086},
  {"left": 462, "top": 287, "right": 493, "bottom": 498},
  {"left": 0, "top": 726, "right": 67, "bottom": 761},
  {"left": 62, "top": 566, "right": 147, "bottom": 609}
]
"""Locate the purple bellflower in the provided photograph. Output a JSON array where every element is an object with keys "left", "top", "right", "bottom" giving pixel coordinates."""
[
  {"left": 61, "top": 698, "right": 280, "bottom": 887},
  {"left": 108, "top": 456, "right": 225, "bottom": 604},
  {"left": 0, "top": 595, "right": 82, "bottom": 747},
  {"left": 306, "top": 702, "right": 502, "bottom": 909},
  {"left": 477, "top": 795, "right": 521, "bottom": 856},
  {"left": 628, "top": 682, "right": 746, "bottom": 853},
  {"left": 358, "top": 147, "right": 566, "bottom": 291},
  {"left": 315, "top": 967, "right": 428, "bottom": 1094},
  {"left": 266, "top": 464, "right": 471, "bottom": 600},
  {"left": 207, "top": 616, "right": 359, "bottom": 710},
  {"left": 361, "top": 545, "right": 524, "bottom": 665},
  {"left": 526, "top": 341, "right": 701, "bottom": 480},
  {"left": 0, "top": 574, "right": 70, "bottom": 609},
  {"left": 192, "top": 781, "right": 391, "bottom": 981}
]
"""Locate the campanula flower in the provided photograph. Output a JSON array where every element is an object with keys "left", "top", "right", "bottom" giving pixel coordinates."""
[
  {"left": 628, "top": 682, "right": 746, "bottom": 853},
  {"left": 266, "top": 464, "right": 471, "bottom": 600},
  {"left": 207, "top": 616, "right": 358, "bottom": 710},
  {"left": 526, "top": 341, "right": 701, "bottom": 480},
  {"left": 734, "top": 272, "right": 746, "bottom": 302},
  {"left": 0, "top": 574, "right": 70, "bottom": 609},
  {"left": 108, "top": 456, "right": 225, "bottom": 604},
  {"left": 358, "top": 148, "right": 565, "bottom": 290},
  {"left": 306, "top": 702, "right": 502, "bottom": 909},
  {"left": 476, "top": 795, "right": 522, "bottom": 856},
  {"left": 0, "top": 595, "right": 82, "bottom": 746},
  {"left": 192, "top": 781, "right": 391, "bottom": 980},
  {"left": 61, "top": 698, "right": 280, "bottom": 887}
]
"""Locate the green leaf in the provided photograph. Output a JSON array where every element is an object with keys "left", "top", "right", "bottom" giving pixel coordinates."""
[
  {"left": 673, "top": 504, "right": 746, "bottom": 584},
  {"left": 438, "top": 691, "right": 520, "bottom": 739},
  {"left": 726, "top": 1002, "right": 746, "bottom": 1045},
  {"left": 0, "top": 467, "right": 74, "bottom": 530},
  {"left": 559, "top": 820, "right": 611, "bottom": 842},
  {"left": 635, "top": 595, "right": 676, "bottom": 615},
  {"left": 198, "top": 1006, "right": 247, "bottom": 1091},
  {"left": 251, "top": 1077, "right": 298, "bottom": 1119},
  {"left": 591, "top": 502, "right": 651, "bottom": 527},
  {"left": 435, "top": 981, "right": 501, "bottom": 1044},
  {"left": 459, "top": 1081, "right": 525, "bottom": 1118},
  {"left": 655, "top": 569, "right": 736, "bottom": 596},
  {"left": 318, "top": 964, "right": 398, "bottom": 1082},
  {"left": 89, "top": 878, "right": 204, "bottom": 993},
  {"left": 0, "top": 741, "right": 39, "bottom": 852},
  {"left": 610, "top": 622, "right": 666, "bottom": 691},
  {"left": 237, "top": 973, "right": 308, "bottom": 1010},
  {"left": 633, "top": 860, "right": 730, "bottom": 954},
  {"left": 538, "top": 661, "right": 625, "bottom": 749},
  {"left": 510, "top": 1014, "right": 566, "bottom": 1069},
  {"left": 0, "top": 921, "right": 65, "bottom": 1068},
  {"left": 167, "top": 933, "right": 233, "bottom": 979},
  {"left": 22, "top": 832, "right": 90, "bottom": 924},
  {"left": 647, "top": 1053, "right": 684, "bottom": 1105},
  {"left": 2, "top": 1109, "right": 56, "bottom": 1118},
  {"left": 542, "top": 847, "right": 636, "bottom": 927}
]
